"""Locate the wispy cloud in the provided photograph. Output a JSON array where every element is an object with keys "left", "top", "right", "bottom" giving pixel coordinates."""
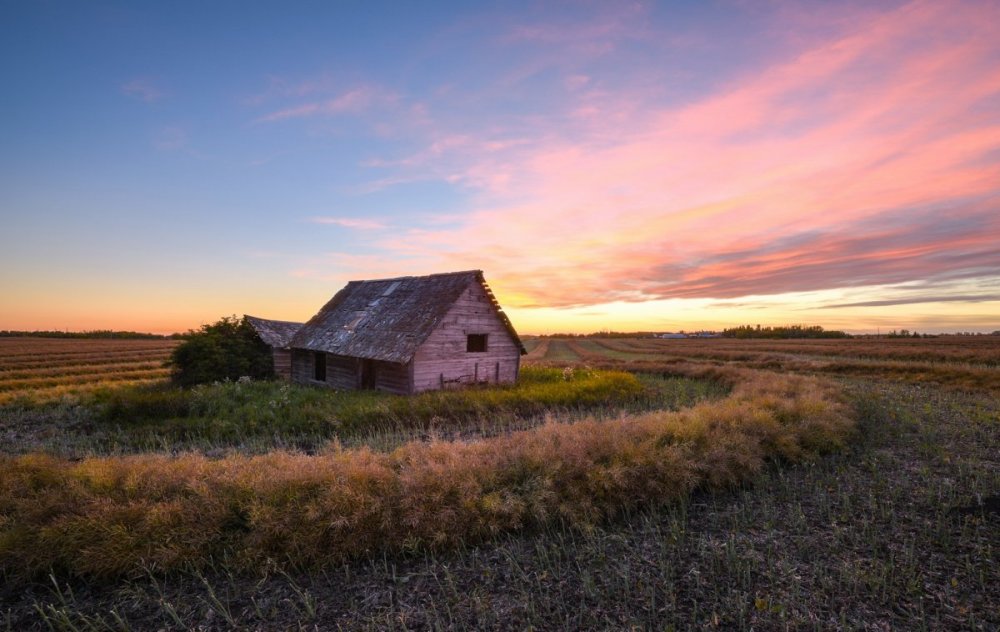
[
  {"left": 308, "top": 216, "right": 387, "bottom": 230},
  {"left": 152, "top": 126, "right": 187, "bottom": 150},
  {"left": 121, "top": 79, "right": 163, "bottom": 102},
  {"left": 820, "top": 294, "right": 1000, "bottom": 309},
  {"left": 257, "top": 86, "right": 397, "bottom": 123},
  {"left": 504, "top": 2, "right": 649, "bottom": 49},
  {"left": 242, "top": 74, "right": 340, "bottom": 106}
]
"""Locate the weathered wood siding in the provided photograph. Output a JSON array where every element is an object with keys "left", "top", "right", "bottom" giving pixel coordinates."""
[
  {"left": 373, "top": 360, "right": 410, "bottom": 395},
  {"left": 272, "top": 349, "right": 292, "bottom": 380},
  {"left": 326, "top": 354, "right": 359, "bottom": 390},
  {"left": 291, "top": 349, "right": 410, "bottom": 394},
  {"left": 411, "top": 283, "right": 521, "bottom": 393},
  {"left": 290, "top": 349, "right": 311, "bottom": 385}
]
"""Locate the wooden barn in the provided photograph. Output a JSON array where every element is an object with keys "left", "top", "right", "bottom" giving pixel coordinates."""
[
  {"left": 288, "top": 270, "right": 526, "bottom": 394},
  {"left": 245, "top": 315, "right": 303, "bottom": 380}
]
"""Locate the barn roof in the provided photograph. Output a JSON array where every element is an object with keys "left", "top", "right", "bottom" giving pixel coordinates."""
[
  {"left": 290, "top": 270, "right": 526, "bottom": 363},
  {"left": 245, "top": 315, "right": 303, "bottom": 349}
]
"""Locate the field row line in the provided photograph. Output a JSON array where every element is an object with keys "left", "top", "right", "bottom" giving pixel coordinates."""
[
  {"left": 0, "top": 350, "right": 174, "bottom": 370},
  {"left": 0, "top": 346, "right": 175, "bottom": 360},
  {"left": 0, "top": 361, "right": 168, "bottom": 380},
  {"left": 0, "top": 368, "right": 171, "bottom": 392},
  {"left": 0, "top": 341, "right": 176, "bottom": 354}
]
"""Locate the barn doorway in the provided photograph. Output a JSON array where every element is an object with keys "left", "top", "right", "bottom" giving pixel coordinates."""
[{"left": 360, "top": 359, "right": 377, "bottom": 390}]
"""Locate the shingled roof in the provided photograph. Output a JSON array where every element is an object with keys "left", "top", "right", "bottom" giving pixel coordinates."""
[
  {"left": 290, "top": 270, "right": 525, "bottom": 363},
  {"left": 245, "top": 315, "right": 303, "bottom": 349}
]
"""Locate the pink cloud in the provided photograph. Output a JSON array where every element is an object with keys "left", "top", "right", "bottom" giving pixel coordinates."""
[
  {"left": 309, "top": 216, "right": 387, "bottom": 230},
  {"left": 564, "top": 74, "right": 591, "bottom": 91},
  {"left": 364, "top": 0, "right": 1000, "bottom": 308}
]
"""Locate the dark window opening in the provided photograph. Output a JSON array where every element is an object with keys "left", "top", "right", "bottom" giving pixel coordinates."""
[
  {"left": 361, "top": 359, "right": 376, "bottom": 390},
  {"left": 314, "top": 352, "right": 326, "bottom": 381},
  {"left": 467, "top": 334, "right": 488, "bottom": 352}
]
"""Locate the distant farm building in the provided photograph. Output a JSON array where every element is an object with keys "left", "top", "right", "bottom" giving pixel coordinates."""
[
  {"left": 253, "top": 270, "right": 525, "bottom": 395},
  {"left": 245, "top": 315, "right": 303, "bottom": 380}
]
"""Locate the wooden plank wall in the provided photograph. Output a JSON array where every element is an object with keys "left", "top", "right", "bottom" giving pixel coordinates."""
[
  {"left": 290, "top": 349, "right": 312, "bottom": 385},
  {"left": 326, "top": 354, "right": 358, "bottom": 390},
  {"left": 411, "top": 283, "right": 521, "bottom": 393},
  {"left": 272, "top": 349, "right": 292, "bottom": 380},
  {"left": 374, "top": 360, "right": 410, "bottom": 395}
]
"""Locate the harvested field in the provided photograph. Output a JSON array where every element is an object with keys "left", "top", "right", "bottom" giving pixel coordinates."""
[
  {"left": 550, "top": 336, "right": 1000, "bottom": 392},
  {"left": 0, "top": 338, "right": 176, "bottom": 404}
]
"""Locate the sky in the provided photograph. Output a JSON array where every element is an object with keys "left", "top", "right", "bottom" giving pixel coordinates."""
[{"left": 2, "top": 0, "right": 999, "bottom": 335}]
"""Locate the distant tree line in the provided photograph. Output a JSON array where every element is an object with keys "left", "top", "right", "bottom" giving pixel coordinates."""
[
  {"left": 720, "top": 325, "right": 850, "bottom": 339},
  {"left": 529, "top": 331, "right": 663, "bottom": 339},
  {"left": 882, "top": 329, "right": 924, "bottom": 338},
  {"left": 0, "top": 330, "right": 182, "bottom": 339}
]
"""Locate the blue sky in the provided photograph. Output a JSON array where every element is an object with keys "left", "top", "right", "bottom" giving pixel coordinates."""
[{"left": 2, "top": 1, "right": 998, "bottom": 334}]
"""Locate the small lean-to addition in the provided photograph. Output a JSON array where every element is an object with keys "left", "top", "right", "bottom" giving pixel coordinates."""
[
  {"left": 244, "top": 315, "right": 304, "bottom": 380},
  {"left": 287, "top": 270, "right": 526, "bottom": 394}
]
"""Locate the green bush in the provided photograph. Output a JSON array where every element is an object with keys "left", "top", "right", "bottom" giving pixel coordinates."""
[{"left": 170, "top": 316, "right": 274, "bottom": 387}]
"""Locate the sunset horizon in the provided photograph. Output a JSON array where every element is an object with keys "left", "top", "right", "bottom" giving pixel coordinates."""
[{"left": 3, "top": 1, "right": 999, "bottom": 336}]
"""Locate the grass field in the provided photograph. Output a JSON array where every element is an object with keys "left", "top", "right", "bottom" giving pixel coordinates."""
[{"left": 1, "top": 336, "right": 997, "bottom": 630}]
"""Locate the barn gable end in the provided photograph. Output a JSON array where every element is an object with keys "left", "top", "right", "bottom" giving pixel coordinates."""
[{"left": 411, "top": 281, "right": 522, "bottom": 392}]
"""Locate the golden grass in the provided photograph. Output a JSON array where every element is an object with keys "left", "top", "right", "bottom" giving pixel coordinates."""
[
  {"left": 0, "top": 365, "right": 853, "bottom": 581},
  {"left": 0, "top": 378, "right": 169, "bottom": 406}
]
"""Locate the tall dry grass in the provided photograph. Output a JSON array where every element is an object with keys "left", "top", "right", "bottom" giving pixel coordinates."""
[{"left": 0, "top": 365, "right": 853, "bottom": 583}]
